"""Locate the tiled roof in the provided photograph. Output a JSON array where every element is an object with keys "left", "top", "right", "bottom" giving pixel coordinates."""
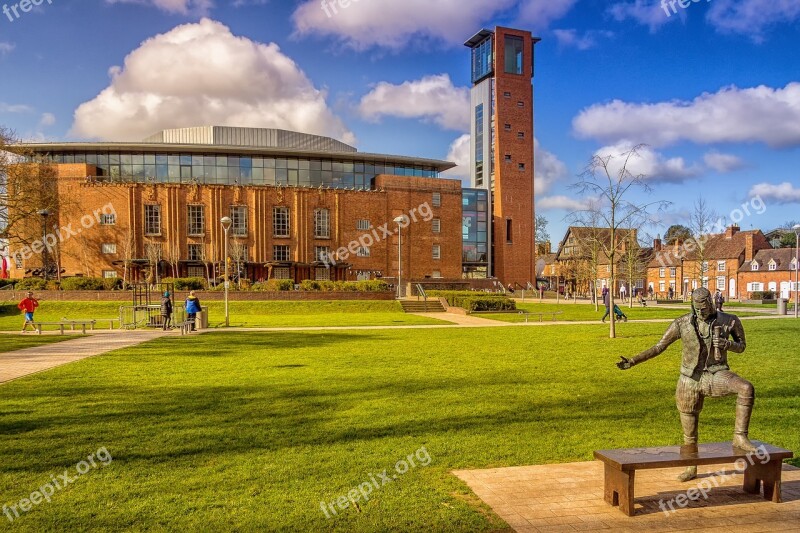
[
  {"left": 738, "top": 248, "right": 799, "bottom": 273},
  {"left": 648, "top": 230, "right": 769, "bottom": 268}
]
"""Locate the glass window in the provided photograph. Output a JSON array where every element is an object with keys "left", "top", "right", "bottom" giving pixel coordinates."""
[
  {"left": 100, "top": 213, "right": 116, "bottom": 226},
  {"left": 273, "top": 245, "right": 290, "bottom": 262},
  {"left": 314, "top": 208, "right": 330, "bottom": 239},
  {"left": 102, "top": 243, "right": 117, "bottom": 254},
  {"left": 471, "top": 35, "right": 493, "bottom": 83},
  {"left": 315, "top": 246, "right": 331, "bottom": 262},
  {"left": 432, "top": 192, "right": 441, "bottom": 207},
  {"left": 505, "top": 35, "right": 524, "bottom": 74},
  {"left": 187, "top": 205, "right": 205, "bottom": 236},
  {"left": 357, "top": 219, "right": 370, "bottom": 231},
  {"left": 102, "top": 270, "right": 118, "bottom": 279},
  {"left": 180, "top": 155, "right": 192, "bottom": 166},
  {"left": 145, "top": 205, "right": 161, "bottom": 235},
  {"left": 432, "top": 244, "right": 441, "bottom": 260},
  {"left": 357, "top": 247, "right": 370, "bottom": 258},
  {"left": 188, "top": 244, "right": 204, "bottom": 262},
  {"left": 273, "top": 207, "right": 290, "bottom": 238},
  {"left": 230, "top": 206, "right": 248, "bottom": 237},
  {"left": 273, "top": 266, "right": 291, "bottom": 279},
  {"left": 432, "top": 219, "right": 441, "bottom": 233}
]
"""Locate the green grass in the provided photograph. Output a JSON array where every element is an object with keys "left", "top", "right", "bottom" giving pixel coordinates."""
[
  {"left": 0, "top": 301, "right": 451, "bottom": 330},
  {"left": 0, "top": 336, "right": 70, "bottom": 354},
  {"left": 0, "top": 320, "right": 798, "bottom": 531},
  {"left": 475, "top": 302, "right": 765, "bottom": 323}
]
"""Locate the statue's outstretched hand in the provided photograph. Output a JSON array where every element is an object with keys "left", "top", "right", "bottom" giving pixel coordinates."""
[{"left": 616, "top": 356, "right": 634, "bottom": 370}]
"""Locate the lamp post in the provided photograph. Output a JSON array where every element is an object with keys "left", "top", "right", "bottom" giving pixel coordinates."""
[
  {"left": 37, "top": 209, "right": 50, "bottom": 280},
  {"left": 220, "top": 216, "right": 232, "bottom": 327},
  {"left": 794, "top": 224, "right": 800, "bottom": 319},
  {"left": 393, "top": 216, "right": 406, "bottom": 299}
]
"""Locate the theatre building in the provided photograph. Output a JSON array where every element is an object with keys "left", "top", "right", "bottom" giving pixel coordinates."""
[{"left": 8, "top": 126, "right": 471, "bottom": 285}]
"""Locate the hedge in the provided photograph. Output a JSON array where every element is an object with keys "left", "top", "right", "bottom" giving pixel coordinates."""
[
  {"left": 161, "top": 277, "right": 208, "bottom": 291},
  {"left": 428, "top": 290, "right": 516, "bottom": 312},
  {"left": 750, "top": 291, "right": 776, "bottom": 300}
]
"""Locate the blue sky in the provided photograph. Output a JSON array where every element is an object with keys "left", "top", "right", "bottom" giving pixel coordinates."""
[{"left": 1, "top": 0, "right": 799, "bottom": 244}]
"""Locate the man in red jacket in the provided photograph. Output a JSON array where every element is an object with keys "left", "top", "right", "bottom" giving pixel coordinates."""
[{"left": 18, "top": 291, "right": 39, "bottom": 333}]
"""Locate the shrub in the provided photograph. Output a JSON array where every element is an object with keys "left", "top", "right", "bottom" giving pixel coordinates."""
[
  {"left": 252, "top": 279, "right": 294, "bottom": 291},
  {"left": 14, "top": 278, "right": 48, "bottom": 291},
  {"left": 300, "top": 279, "right": 321, "bottom": 291},
  {"left": 427, "top": 290, "right": 515, "bottom": 312},
  {"left": 60, "top": 277, "right": 106, "bottom": 291},
  {"left": 162, "top": 277, "right": 208, "bottom": 291},
  {"left": 0, "top": 279, "right": 15, "bottom": 289},
  {"left": 750, "top": 291, "right": 775, "bottom": 300}
]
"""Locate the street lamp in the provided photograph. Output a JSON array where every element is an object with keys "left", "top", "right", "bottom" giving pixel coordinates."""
[
  {"left": 37, "top": 209, "right": 50, "bottom": 280},
  {"left": 393, "top": 216, "right": 406, "bottom": 299},
  {"left": 794, "top": 224, "right": 800, "bottom": 319},
  {"left": 220, "top": 216, "right": 232, "bottom": 327}
]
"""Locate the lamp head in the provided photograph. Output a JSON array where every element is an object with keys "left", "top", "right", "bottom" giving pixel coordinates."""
[
  {"left": 393, "top": 215, "right": 406, "bottom": 225},
  {"left": 793, "top": 224, "right": 800, "bottom": 235},
  {"left": 220, "top": 216, "right": 232, "bottom": 230},
  {"left": 37, "top": 209, "right": 50, "bottom": 217}
]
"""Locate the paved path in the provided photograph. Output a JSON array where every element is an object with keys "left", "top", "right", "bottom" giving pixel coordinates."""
[
  {"left": 455, "top": 460, "right": 800, "bottom": 532},
  {"left": 0, "top": 331, "right": 167, "bottom": 385}
]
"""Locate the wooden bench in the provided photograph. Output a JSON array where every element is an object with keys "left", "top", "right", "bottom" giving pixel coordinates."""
[
  {"left": 472, "top": 310, "right": 564, "bottom": 323},
  {"left": 594, "top": 441, "right": 793, "bottom": 516},
  {"left": 179, "top": 319, "right": 195, "bottom": 336},
  {"left": 61, "top": 318, "right": 120, "bottom": 330},
  {"left": 32, "top": 320, "right": 95, "bottom": 335}
]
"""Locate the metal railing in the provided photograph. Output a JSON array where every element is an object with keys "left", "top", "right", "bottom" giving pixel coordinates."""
[{"left": 415, "top": 283, "right": 428, "bottom": 302}]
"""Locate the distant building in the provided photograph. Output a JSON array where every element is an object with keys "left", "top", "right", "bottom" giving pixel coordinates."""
[{"left": 738, "top": 248, "right": 799, "bottom": 299}]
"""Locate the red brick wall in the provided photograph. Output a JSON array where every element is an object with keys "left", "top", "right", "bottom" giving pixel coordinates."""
[{"left": 5, "top": 290, "right": 394, "bottom": 302}]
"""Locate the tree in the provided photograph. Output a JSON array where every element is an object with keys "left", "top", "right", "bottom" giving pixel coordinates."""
[
  {"left": 144, "top": 241, "right": 162, "bottom": 287},
  {"left": 229, "top": 239, "right": 248, "bottom": 289},
  {"left": 664, "top": 224, "right": 691, "bottom": 245},
  {"left": 571, "top": 145, "right": 670, "bottom": 338},
  {"left": 620, "top": 227, "right": 649, "bottom": 308},
  {"left": 780, "top": 232, "right": 798, "bottom": 249},
  {"left": 686, "top": 198, "right": 719, "bottom": 288},
  {"left": 534, "top": 214, "right": 550, "bottom": 255}
]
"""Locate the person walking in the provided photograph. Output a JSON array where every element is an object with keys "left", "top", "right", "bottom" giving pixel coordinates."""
[
  {"left": 601, "top": 289, "right": 611, "bottom": 323},
  {"left": 185, "top": 291, "right": 202, "bottom": 331},
  {"left": 160, "top": 291, "right": 173, "bottom": 331},
  {"left": 668, "top": 286, "right": 674, "bottom": 300},
  {"left": 620, "top": 283, "right": 627, "bottom": 302},
  {"left": 18, "top": 291, "right": 39, "bottom": 333}
]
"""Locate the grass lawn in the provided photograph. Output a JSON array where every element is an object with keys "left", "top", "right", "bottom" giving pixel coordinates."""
[
  {"left": 0, "top": 301, "right": 451, "bottom": 331},
  {"left": 475, "top": 301, "right": 765, "bottom": 323},
  {"left": 1, "top": 320, "right": 798, "bottom": 531},
  {"left": 0, "top": 336, "right": 71, "bottom": 354}
]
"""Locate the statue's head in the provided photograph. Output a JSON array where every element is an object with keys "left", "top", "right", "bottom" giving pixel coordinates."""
[{"left": 691, "top": 288, "right": 716, "bottom": 321}]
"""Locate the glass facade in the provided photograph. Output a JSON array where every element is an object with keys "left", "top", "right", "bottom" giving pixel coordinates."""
[
  {"left": 475, "top": 104, "right": 484, "bottom": 187},
  {"left": 471, "top": 36, "right": 494, "bottom": 83},
  {"left": 462, "top": 189, "right": 489, "bottom": 276},
  {"left": 45, "top": 151, "right": 438, "bottom": 191},
  {"left": 504, "top": 35, "right": 524, "bottom": 75}
]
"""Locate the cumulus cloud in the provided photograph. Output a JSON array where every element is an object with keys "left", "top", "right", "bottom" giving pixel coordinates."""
[
  {"left": 105, "top": 0, "right": 213, "bottom": 15},
  {"left": 38, "top": 113, "right": 56, "bottom": 127},
  {"left": 593, "top": 142, "right": 702, "bottom": 183},
  {"left": 0, "top": 42, "right": 15, "bottom": 56},
  {"left": 748, "top": 182, "right": 800, "bottom": 204},
  {"left": 552, "top": 29, "right": 614, "bottom": 50},
  {"left": 607, "top": 1, "right": 677, "bottom": 31},
  {"left": 707, "top": 0, "right": 800, "bottom": 41},
  {"left": 71, "top": 18, "right": 354, "bottom": 144},
  {"left": 358, "top": 74, "right": 469, "bottom": 131},
  {"left": 536, "top": 195, "right": 592, "bottom": 211},
  {"left": 292, "top": 0, "right": 575, "bottom": 50},
  {"left": 573, "top": 82, "right": 800, "bottom": 148},
  {"left": 703, "top": 151, "right": 746, "bottom": 173},
  {"left": 0, "top": 102, "right": 33, "bottom": 113}
]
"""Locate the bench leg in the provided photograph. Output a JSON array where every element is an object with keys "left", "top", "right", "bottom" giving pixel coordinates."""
[
  {"left": 37, "top": 325, "right": 42, "bottom": 335},
  {"left": 744, "top": 460, "right": 783, "bottom": 502},
  {"left": 604, "top": 463, "right": 636, "bottom": 516}
]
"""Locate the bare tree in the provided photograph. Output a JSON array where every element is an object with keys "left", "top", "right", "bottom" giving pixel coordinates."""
[
  {"left": 229, "top": 239, "right": 247, "bottom": 289},
  {"left": 620, "top": 227, "right": 649, "bottom": 308},
  {"left": 121, "top": 227, "right": 135, "bottom": 288},
  {"left": 686, "top": 197, "right": 719, "bottom": 288},
  {"left": 534, "top": 214, "right": 550, "bottom": 255},
  {"left": 166, "top": 240, "right": 181, "bottom": 279},
  {"left": 571, "top": 145, "right": 670, "bottom": 338},
  {"left": 145, "top": 241, "right": 162, "bottom": 288},
  {"left": 571, "top": 209, "right": 607, "bottom": 311}
]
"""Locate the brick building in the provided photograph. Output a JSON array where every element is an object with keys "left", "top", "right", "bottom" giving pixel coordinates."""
[
  {"left": 6, "top": 127, "right": 469, "bottom": 287},
  {"left": 738, "top": 248, "right": 800, "bottom": 299}
]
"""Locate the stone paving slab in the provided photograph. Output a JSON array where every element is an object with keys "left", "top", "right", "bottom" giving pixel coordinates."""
[
  {"left": 454, "top": 460, "right": 800, "bottom": 532},
  {"left": 0, "top": 331, "right": 168, "bottom": 384}
]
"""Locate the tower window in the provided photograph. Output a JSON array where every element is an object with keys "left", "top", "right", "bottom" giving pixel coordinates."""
[
  {"left": 517, "top": 132, "right": 525, "bottom": 139},
  {"left": 517, "top": 101, "right": 525, "bottom": 108},
  {"left": 506, "top": 219, "right": 513, "bottom": 244},
  {"left": 504, "top": 35, "right": 524, "bottom": 75},
  {"left": 504, "top": 155, "right": 512, "bottom": 162},
  {"left": 503, "top": 91, "right": 511, "bottom": 98},
  {"left": 504, "top": 123, "right": 511, "bottom": 131},
  {"left": 518, "top": 163, "right": 526, "bottom": 170}
]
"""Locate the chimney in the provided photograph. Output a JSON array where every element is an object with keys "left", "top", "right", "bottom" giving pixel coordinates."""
[
  {"left": 653, "top": 238, "right": 662, "bottom": 252},
  {"left": 745, "top": 234, "right": 754, "bottom": 262},
  {"left": 725, "top": 225, "right": 740, "bottom": 239}
]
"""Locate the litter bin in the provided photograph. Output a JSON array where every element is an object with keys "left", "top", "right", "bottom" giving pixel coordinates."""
[
  {"left": 196, "top": 306, "right": 209, "bottom": 329},
  {"left": 777, "top": 298, "right": 788, "bottom": 316}
]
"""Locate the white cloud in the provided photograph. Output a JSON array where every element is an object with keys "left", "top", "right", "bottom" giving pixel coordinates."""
[
  {"left": 0, "top": 102, "right": 33, "bottom": 113},
  {"left": 0, "top": 42, "right": 15, "bottom": 56},
  {"left": 358, "top": 74, "right": 469, "bottom": 131},
  {"left": 593, "top": 142, "right": 702, "bottom": 183},
  {"left": 703, "top": 151, "right": 745, "bottom": 172},
  {"left": 748, "top": 182, "right": 800, "bottom": 204},
  {"left": 573, "top": 82, "right": 800, "bottom": 148},
  {"left": 71, "top": 18, "right": 354, "bottom": 144},
  {"left": 105, "top": 0, "right": 213, "bottom": 15},
  {"left": 552, "top": 29, "right": 614, "bottom": 50},
  {"left": 536, "top": 195, "right": 591, "bottom": 211},
  {"left": 38, "top": 113, "right": 56, "bottom": 127},
  {"left": 534, "top": 138, "right": 569, "bottom": 194},
  {"left": 607, "top": 1, "right": 675, "bottom": 31},
  {"left": 707, "top": 0, "right": 800, "bottom": 42},
  {"left": 292, "top": 0, "right": 574, "bottom": 50}
]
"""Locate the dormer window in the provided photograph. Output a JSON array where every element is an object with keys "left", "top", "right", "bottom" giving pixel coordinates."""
[
  {"left": 792, "top": 258, "right": 798, "bottom": 271},
  {"left": 751, "top": 260, "right": 759, "bottom": 271},
  {"left": 768, "top": 260, "right": 777, "bottom": 271}
]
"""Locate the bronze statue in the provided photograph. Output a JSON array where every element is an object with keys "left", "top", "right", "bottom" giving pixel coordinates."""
[{"left": 616, "top": 288, "right": 757, "bottom": 482}]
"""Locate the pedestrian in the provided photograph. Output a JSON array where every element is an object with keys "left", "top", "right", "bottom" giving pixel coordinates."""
[
  {"left": 601, "top": 290, "right": 611, "bottom": 323},
  {"left": 620, "top": 283, "right": 627, "bottom": 301},
  {"left": 18, "top": 291, "right": 39, "bottom": 333},
  {"left": 648, "top": 285, "right": 654, "bottom": 300},
  {"left": 715, "top": 290, "right": 725, "bottom": 311},
  {"left": 668, "top": 286, "right": 674, "bottom": 300},
  {"left": 185, "top": 290, "right": 202, "bottom": 331},
  {"left": 160, "top": 291, "right": 173, "bottom": 330}
]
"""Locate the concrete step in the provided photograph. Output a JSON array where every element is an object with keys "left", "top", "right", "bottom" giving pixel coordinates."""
[{"left": 400, "top": 300, "right": 446, "bottom": 313}]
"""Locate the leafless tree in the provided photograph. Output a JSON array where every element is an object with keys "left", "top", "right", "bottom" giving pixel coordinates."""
[
  {"left": 145, "top": 241, "right": 162, "bottom": 288},
  {"left": 686, "top": 197, "right": 719, "bottom": 288},
  {"left": 571, "top": 145, "right": 670, "bottom": 338},
  {"left": 229, "top": 239, "right": 247, "bottom": 289}
]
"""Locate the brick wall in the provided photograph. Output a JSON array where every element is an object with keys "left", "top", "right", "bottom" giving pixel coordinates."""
[{"left": 4, "top": 290, "right": 395, "bottom": 302}]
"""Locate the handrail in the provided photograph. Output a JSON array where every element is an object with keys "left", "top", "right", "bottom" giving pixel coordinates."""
[{"left": 415, "top": 283, "right": 427, "bottom": 302}]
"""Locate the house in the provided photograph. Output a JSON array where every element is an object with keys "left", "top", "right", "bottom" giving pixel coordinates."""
[{"left": 738, "top": 248, "right": 799, "bottom": 299}]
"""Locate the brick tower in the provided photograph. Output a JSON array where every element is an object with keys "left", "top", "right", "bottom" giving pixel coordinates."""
[{"left": 465, "top": 27, "right": 540, "bottom": 287}]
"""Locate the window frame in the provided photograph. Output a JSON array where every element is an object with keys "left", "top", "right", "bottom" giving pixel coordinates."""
[
  {"left": 273, "top": 206, "right": 290, "bottom": 238},
  {"left": 187, "top": 204, "right": 205, "bottom": 237},
  {"left": 314, "top": 208, "right": 331, "bottom": 239},
  {"left": 144, "top": 204, "right": 162, "bottom": 236}
]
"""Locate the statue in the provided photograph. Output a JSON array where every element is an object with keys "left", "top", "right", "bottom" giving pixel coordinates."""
[{"left": 616, "top": 288, "right": 757, "bottom": 482}]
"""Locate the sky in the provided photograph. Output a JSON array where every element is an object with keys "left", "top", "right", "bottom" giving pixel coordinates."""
[{"left": 1, "top": 0, "right": 799, "bottom": 246}]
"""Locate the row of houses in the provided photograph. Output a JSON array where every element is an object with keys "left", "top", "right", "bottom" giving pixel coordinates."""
[{"left": 538, "top": 225, "right": 799, "bottom": 301}]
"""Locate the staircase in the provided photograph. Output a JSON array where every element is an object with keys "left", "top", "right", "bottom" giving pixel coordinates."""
[{"left": 400, "top": 299, "right": 446, "bottom": 313}]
